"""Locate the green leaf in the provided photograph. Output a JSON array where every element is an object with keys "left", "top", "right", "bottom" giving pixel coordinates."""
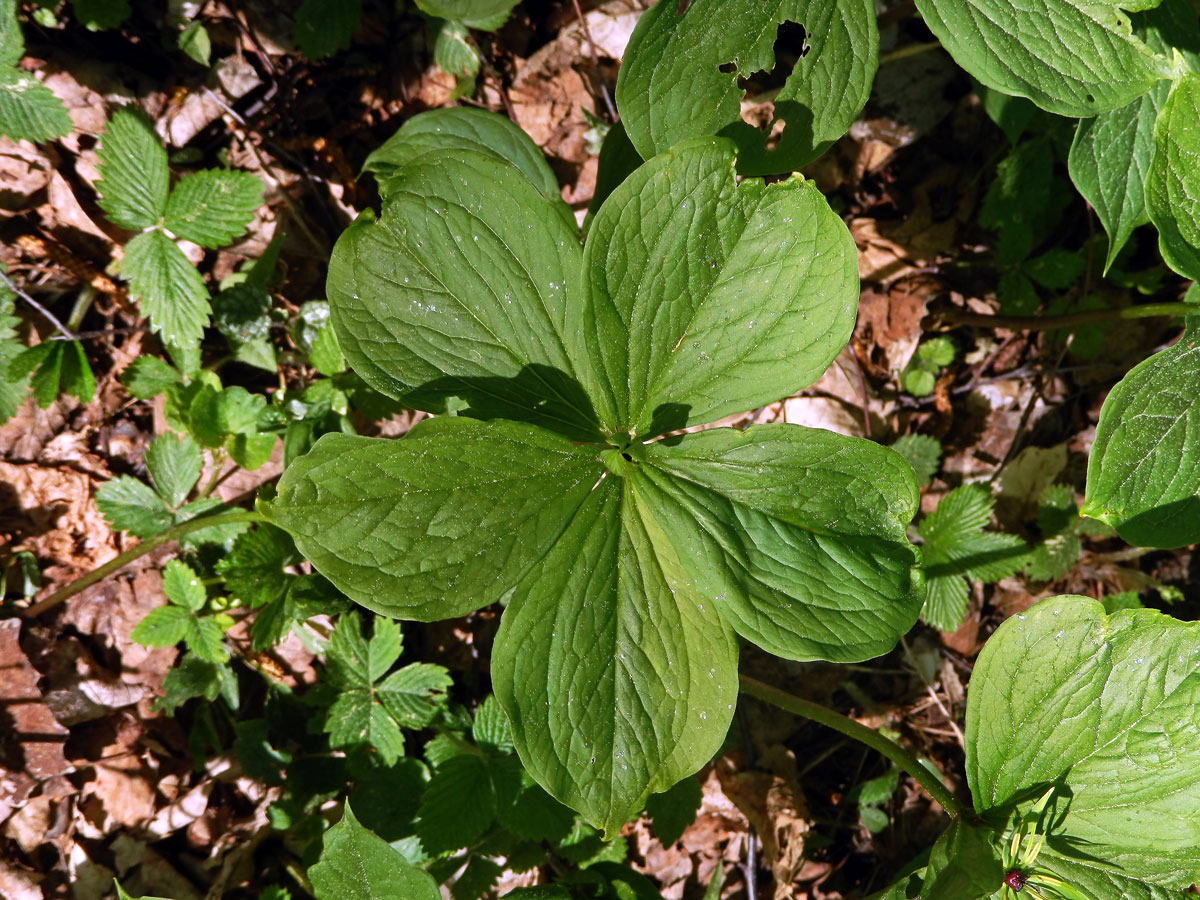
[
  {"left": 912, "top": 0, "right": 1168, "bottom": 117},
  {"left": 215, "top": 524, "right": 295, "bottom": 608},
  {"left": 362, "top": 108, "right": 567, "bottom": 216},
  {"left": 119, "top": 229, "right": 210, "bottom": 349},
  {"left": 96, "top": 475, "right": 174, "bottom": 537},
  {"left": 1147, "top": 74, "right": 1200, "bottom": 281},
  {"left": 0, "top": 69, "right": 71, "bottom": 143},
  {"left": 472, "top": 694, "right": 513, "bottom": 753},
  {"left": 376, "top": 663, "right": 453, "bottom": 729},
  {"left": 451, "top": 858, "right": 502, "bottom": 900},
  {"left": 579, "top": 138, "right": 859, "bottom": 438},
  {"left": 71, "top": 0, "right": 129, "bottom": 29},
  {"left": 646, "top": 776, "right": 702, "bottom": 847},
  {"left": 261, "top": 418, "right": 605, "bottom": 620},
  {"left": 162, "top": 558, "right": 206, "bottom": 611},
  {"left": 131, "top": 604, "right": 192, "bottom": 647},
  {"left": 96, "top": 106, "right": 168, "bottom": 230},
  {"left": 293, "top": 300, "right": 343, "bottom": 375},
  {"left": 974, "top": 79, "right": 1040, "bottom": 144},
  {"left": 156, "top": 653, "right": 232, "bottom": 713},
  {"left": 213, "top": 281, "right": 275, "bottom": 372},
  {"left": 0, "top": 0, "right": 22, "bottom": 67},
  {"left": 293, "top": 0, "right": 363, "bottom": 58},
  {"left": 1083, "top": 316, "right": 1200, "bottom": 547},
  {"left": 251, "top": 573, "right": 349, "bottom": 650},
  {"left": 917, "top": 820, "right": 1003, "bottom": 900},
  {"left": 1025, "top": 531, "right": 1082, "bottom": 581},
  {"left": 308, "top": 804, "right": 440, "bottom": 900},
  {"left": 890, "top": 434, "right": 942, "bottom": 487},
  {"left": 114, "top": 880, "right": 172, "bottom": 900},
  {"left": 638, "top": 425, "right": 924, "bottom": 662},
  {"left": 177, "top": 21, "right": 211, "bottom": 66},
  {"left": 164, "top": 169, "right": 262, "bottom": 248},
  {"left": 493, "top": 477, "right": 740, "bottom": 836},
  {"left": 615, "top": 0, "right": 879, "bottom": 174},
  {"left": 433, "top": 18, "right": 479, "bottom": 88},
  {"left": 183, "top": 615, "right": 228, "bottom": 663},
  {"left": 329, "top": 150, "right": 598, "bottom": 440},
  {"left": 145, "top": 432, "right": 202, "bottom": 507},
  {"left": 9, "top": 341, "right": 93, "bottom": 408},
  {"left": 497, "top": 780, "right": 575, "bottom": 843},
  {"left": 1025, "top": 249, "right": 1086, "bottom": 290},
  {"left": 414, "top": 0, "right": 520, "bottom": 29},
  {"left": 415, "top": 754, "right": 496, "bottom": 853},
  {"left": 121, "top": 356, "right": 180, "bottom": 399},
  {"left": 967, "top": 596, "right": 1200, "bottom": 852},
  {"left": 1037, "top": 483, "right": 1078, "bottom": 537}
]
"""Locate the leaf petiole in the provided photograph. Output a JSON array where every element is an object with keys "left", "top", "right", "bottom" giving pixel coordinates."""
[{"left": 738, "top": 674, "right": 968, "bottom": 819}]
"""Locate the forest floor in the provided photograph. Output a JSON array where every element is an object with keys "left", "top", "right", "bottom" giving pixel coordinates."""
[{"left": 1, "top": 1, "right": 1197, "bottom": 899}]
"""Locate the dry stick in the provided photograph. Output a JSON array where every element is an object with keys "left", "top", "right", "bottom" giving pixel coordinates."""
[
  {"left": 22, "top": 509, "right": 265, "bottom": 618},
  {"left": 926, "top": 301, "right": 1196, "bottom": 332},
  {"left": 0, "top": 269, "right": 77, "bottom": 341},
  {"left": 570, "top": 0, "right": 619, "bottom": 121},
  {"left": 739, "top": 674, "right": 968, "bottom": 819}
]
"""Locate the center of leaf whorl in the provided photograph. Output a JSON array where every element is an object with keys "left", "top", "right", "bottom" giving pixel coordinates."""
[{"left": 600, "top": 446, "right": 640, "bottom": 476}]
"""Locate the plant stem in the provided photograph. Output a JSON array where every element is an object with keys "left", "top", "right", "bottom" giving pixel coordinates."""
[
  {"left": 739, "top": 674, "right": 968, "bottom": 818},
  {"left": 878, "top": 40, "right": 942, "bottom": 66},
  {"left": 926, "top": 301, "right": 1196, "bottom": 332},
  {"left": 22, "top": 509, "right": 264, "bottom": 618}
]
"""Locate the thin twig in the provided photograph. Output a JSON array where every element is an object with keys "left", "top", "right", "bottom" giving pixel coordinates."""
[
  {"left": 0, "top": 269, "right": 77, "bottom": 341},
  {"left": 925, "top": 301, "right": 1196, "bottom": 332}
]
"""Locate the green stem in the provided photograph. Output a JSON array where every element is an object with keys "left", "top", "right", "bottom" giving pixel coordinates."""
[
  {"left": 22, "top": 509, "right": 264, "bottom": 618},
  {"left": 739, "top": 674, "right": 968, "bottom": 818},
  {"left": 879, "top": 40, "right": 942, "bottom": 66},
  {"left": 927, "top": 301, "right": 1196, "bottom": 332}
]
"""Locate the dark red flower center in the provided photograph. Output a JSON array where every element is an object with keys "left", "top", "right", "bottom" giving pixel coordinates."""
[{"left": 1004, "top": 870, "right": 1027, "bottom": 892}]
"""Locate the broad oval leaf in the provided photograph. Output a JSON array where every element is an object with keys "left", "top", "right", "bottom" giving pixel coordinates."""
[
  {"left": 308, "top": 804, "right": 440, "bottom": 900},
  {"left": 492, "top": 475, "right": 739, "bottom": 836},
  {"left": 1082, "top": 315, "right": 1200, "bottom": 548},
  {"left": 636, "top": 424, "right": 923, "bottom": 662},
  {"left": 259, "top": 417, "right": 604, "bottom": 620},
  {"left": 327, "top": 149, "right": 600, "bottom": 441},
  {"left": 577, "top": 138, "right": 859, "bottom": 439},
  {"left": 966, "top": 595, "right": 1200, "bottom": 851},
  {"left": 913, "top": 0, "right": 1168, "bottom": 116},
  {"left": 362, "top": 108, "right": 568, "bottom": 219},
  {"left": 615, "top": 0, "right": 878, "bottom": 174},
  {"left": 1147, "top": 74, "right": 1200, "bottom": 282}
]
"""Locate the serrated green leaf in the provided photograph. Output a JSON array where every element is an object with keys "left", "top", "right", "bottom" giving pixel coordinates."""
[
  {"left": 163, "top": 558, "right": 206, "bottom": 611},
  {"left": 294, "top": 300, "right": 343, "bottom": 375},
  {"left": 1147, "top": 74, "right": 1200, "bottom": 281},
  {"left": 362, "top": 108, "right": 566, "bottom": 216},
  {"left": 131, "top": 604, "right": 192, "bottom": 647},
  {"left": 451, "top": 857, "right": 502, "bottom": 900},
  {"left": 114, "top": 880, "right": 172, "bottom": 900},
  {"left": 215, "top": 524, "right": 295, "bottom": 608},
  {"left": 638, "top": 425, "right": 923, "bottom": 662},
  {"left": 183, "top": 614, "right": 228, "bottom": 663},
  {"left": 913, "top": 0, "right": 1167, "bottom": 117},
  {"left": 646, "top": 776, "right": 702, "bottom": 847},
  {"left": 1025, "top": 531, "right": 1082, "bottom": 581},
  {"left": 920, "top": 572, "right": 969, "bottom": 634},
  {"left": 96, "top": 475, "right": 174, "bottom": 537},
  {"left": 145, "top": 432, "right": 202, "bottom": 507},
  {"left": 376, "top": 663, "right": 452, "bottom": 729},
  {"left": 917, "top": 819, "right": 1003, "bottom": 900},
  {"left": 329, "top": 611, "right": 402, "bottom": 685},
  {"left": 119, "top": 229, "right": 210, "bottom": 349},
  {"left": 261, "top": 418, "right": 605, "bottom": 620},
  {"left": 164, "top": 169, "right": 262, "bottom": 248},
  {"left": 172, "top": 497, "right": 251, "bottom": 547},
  {"left": 416, "top": 754, "right": 497, "bottom": 853},
  {"left": 155, "top": 653, "right": 231, "bottom": 713},
  {"left": 293, "top": 0, "right": 363, "bottom": 59},
  {"left": 433, "top": 18, "right": 479, "bottom": 84},
  {"left": 890, "top": 434, "right": 942, "bottom": 487},
  {"left": 414, "top": 0, "right": 520, "bottom": 28},
  {"left": 96, "top": 106, "right": 168, "bottom": 229},
  {"left": 472, "top": 695, "right": 513, "bottom": 752},
  {"left": 919, "top": 485, "right": 996, "bottom": 549},
  {"left": 498, "top": 781, "right": 575, "bottom": 843},
  {"left": 967, "top": 596, "right": 1200, "bottom": 851},
  {"left": 121, "top": 356, "right": 180, "bottom": 399},
  {"left": 616, "top": 0, "right": 878, "bottom": 174},
  {"left": 580, "top": 139, "right": 859, "bottom": 438},
  {"left": 0, "top": 69, "right": 71, "bottom": 143},
  {"left": 308, "top": 804, "right": 440, "bottom": 900},
  {"left": 494, "top": 477, "right": 740, "bottom": 836},
  {"left": 1083, "top": 316, "right": 1200, "bottom": 547},
  {"left": 0, "top": 0, "right": 23, "bottom": 68},
  {"left": 9, "top": 342, "right": 58, "bottom": 408},
  {"left": 213, "top": 281, "right": 275, "bottom": 373}
]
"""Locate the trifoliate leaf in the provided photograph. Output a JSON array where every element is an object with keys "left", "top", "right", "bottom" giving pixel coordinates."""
[
  {"left": 145, "top": 432, "right": 202, "bottom": 508},
  {"left": 121, "top": 356, "right": 180, "bottom": 399},
  {"left": 308, "top": 804, "right": 440, "bottom": 900},
  {"left": 96, "top": 475, "right": 174, "bottom": 537},
  {"left": 164, "top": 169, "right": 262, "bottom": 248},
  {"left": 646, "top": 776, "right": 702, "bottom": 847},
  {"left": 119, "top": 229, "right": 210, "bottom": 349},
  {"left": 162, "top": 558, "right": 206, "bottom": 611},
  {"left": 96, "top": 106, "right": 169, "bottom": 230},
  {"left": 293, "top": 0, "right": 363, "bottom": 59},
  {"left": 890, "top": 434, "right": 942, "bottom": 487},
  {"left": 0, "top": 69, "right": 71, "bottom": 143},
  {"left": 215, "top": 524, "right": 296, "bottom": 608},
  {"left": 415, "top": 754, "right": 496, "bottom": 854}
]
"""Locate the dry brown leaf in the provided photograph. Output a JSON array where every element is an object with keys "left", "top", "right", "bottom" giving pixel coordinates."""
[{"left": 0, "top": 619, "right": 71, "bottom": 782}]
